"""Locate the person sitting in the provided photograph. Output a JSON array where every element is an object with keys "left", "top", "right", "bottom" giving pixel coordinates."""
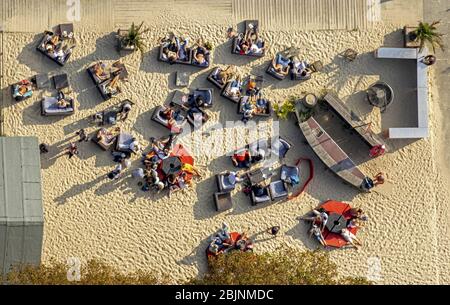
[
  {"left": 238, "top": 40, "right": 250, "bottom": 55},
  {"left": 224, "top": 171, "right": 244, "bottom": 186},
  {"left": 167, "top": 174, "right": 180, "bottom": 197},
  {"left": 181, "top": 163, "right": 201, "bottom": 177},
  {"left": 97, "top": 127, "right": 120, "bottom": 145},
  {"left": 192, "top": 41, "right": 209, "bottom": 66},
  {"left": 309, "top": 224, "right": 327, "bottom": 246},
  {"left": 93, "top": 62, "right": 108, "bottom": 81},
  {"left": 255, "top": 98, "right": 269, "bottom": 114},
  {"left": 129, "top": 138, "right": 140, "bottom": 153},
  {"left": 252, "top": 184, "right": 268, "bottom": 198},
  {"left": 246, "top": 79, "right": 259, "bottom": 96},
  {"left": 241, "top": 101, "right": 254, "bottom": 123},
  {"left": 227, "top": 76, "right": 243, "bottom": 98},
  {"left": 231, "top": 149, "right": 251, "bottom": 168},
  {"left": 175, "top": 36, "right": 189, "bottom": 62},
  {"left": 271, "top": 53, "right": 291, "bottom": 76},
  {"left": 118, "top": 101, "right": 132, "bottom": 121},
  {"left": 57, "top": 97, "right": 71, "bottom": 108},
  {"left": 215, "top": 66, "right": 235, "bottom": 84},
  {"left": 250, "top": 149, "right": 265, "bottom": 164},
  {"left": 106, "top": 74, "right": 120, "bottom": 94},
  {"left": 300, "top": 208, "right": 329, "bottom": 231},
  {"left": 340, "top": 228, "right": 362, "bottom": 249},
  {"left": 182, "top": 96, "right": 206, "bottom": 122}
]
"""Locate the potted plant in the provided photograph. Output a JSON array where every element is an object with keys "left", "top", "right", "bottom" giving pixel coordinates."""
[
  {"left": 117, "top": 22, "right": 149, "bottom": 56},
  {"left": 404, "top": 21, "right": 444, "bottom": 52}
]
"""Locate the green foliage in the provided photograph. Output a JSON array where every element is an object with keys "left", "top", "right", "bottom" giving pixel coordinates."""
[
  {"left": 414, "top": 21, "right": 444, "bottom": 53},
  {"left": 297, "top": 106, "right": 315, "bottom": 123},
  {"left": 122, "top": 22, "right": 150, "bottom": 55},
  {"left": 4, "top": 259, "right": 165, "bottom": 285},
  {"left": 274, "top": 96, "right": 297, "bottom": 120},
  {"left": 191, "top": 249, "right": 372, "bottom": 285}
]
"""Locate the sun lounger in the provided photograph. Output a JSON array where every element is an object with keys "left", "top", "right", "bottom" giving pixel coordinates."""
[
  {"left": 158, "top": 43, "right": 192, "bottom": 65},
  {"left": 270, "top": 137, "right": 292, "bottom": 159},
  {"left": 52, "top": 74, "right": 70, "bottom": 90},
  {"left": 232, "top": 20, "right": 265, "bottom": 58},
  {"left": 186, "top": 108, "right": 209, "bottom": 128},
  {"left": 207, "top": 67, "right": 227, "bottom": 89},
  {"left": 151, "top": 106, "right": 186, "bottom": 134},
  {"left": 192, "top": 88, "right": 213, "bottom": 108},
  {"left": 36, "top": 25, "right": 75, "bottom": 66},
  {"left": 87, "top": 62, "right": 128, "bottom": 86},
  {"left": 97, "top": 79, "right": 121, "bottom": 101},
  {"left": 238, "top": 96, "right": 272, "bottom": 117},
  {"left": 214, "top": 192, "right": 233, "bottom": 212},
  {"left": 280, "top": 165, "right": 300, "bottom": 185},
  {"left": 11, "top": 80, "right": 34, "bottom": 102},
  {"left": 266, "top": 54, "right": 291, "bottom": 80},
  {"left": 40, "top": 96, "right": 75, "bottom": 116},
  {"left": 116, "top": 132, "right": 134, "bottom": 153},
  {"left": 91, "top": 128, "right": 118, "bottom": 151},
  {"left": 250, "top": 185, "right": 271, "bottom": 206},
  {"left": 269, "top": 180, "right": 289, "bottom": 202},
  {"left": 190, "top": 47, "right": 211, "bottom": 68},
  {"left": 216, "top": 173, "right": 237, "bottom": 192},
  {"left": 221, "top": 80, "right": 243, "bottom": 103}
]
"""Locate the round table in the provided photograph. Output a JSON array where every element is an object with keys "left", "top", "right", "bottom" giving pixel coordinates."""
[{"left": 325, "top": 212, "right": 347, "bottom": 234}]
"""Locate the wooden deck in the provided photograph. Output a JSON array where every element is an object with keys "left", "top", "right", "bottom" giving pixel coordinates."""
[
  {"left": 299, "top": 116, "right": 367, "bottom": 190},
  {"left": 323, "top": 93, "right": 387, "bottom": 150}
]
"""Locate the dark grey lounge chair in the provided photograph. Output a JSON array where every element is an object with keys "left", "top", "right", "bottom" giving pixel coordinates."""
[
  {"left": 250, "top": 185, "right": 271, "bottom": 206},
  {"left": 214, "top": 192, "right": 233, "bottom": 212},
  {"left": 221, "top": 80, "right": 242, "bottom": 103},
  {"left": 97, "top": 79, "right": 121, "bottom": 101},
  {"left": 216, "top": 173, "right": 237, "bottom": 192},
  {"left": 116, "top": 132, "right": 134, "bottom": 153},
  {"left": 207, "top": 67, "right": 227, "bottom": 89},
  {"left": 280, "top": 165, "right": 300, "bottom": 185},
  {"left": 36, "top": 25, "right": 75, "bottom": 66},
  {"left": 158, "top": 43, "right": 192, "bottom": 65},
  {"left": 270, "top": 137, "right": 292, "bottom": 159},
  {"left": 151, "top": 106, "right": 186, "bottom": 134},
  {"left": 232, "top": 20, "right": 265, "bottom": 58},
  {"left": 269, "top": 180, "right": 289, "bottom": 202},
  {"left": 191, "top": 47, "right": 211, "bottom": 68},
  {"left": 238, "top": 96, "right": 272, "bottom": 117},
  {"left": 41, "top": 97, "right": 75, "bottom": 116},
  {"left": 191, "top": 88, "right": 213, "bottom": 108}
]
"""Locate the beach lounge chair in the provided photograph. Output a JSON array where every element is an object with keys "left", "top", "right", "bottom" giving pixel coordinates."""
[
  {"left": 270, "top": 137, "right": 292, "bottom": 159},
  {"left": 248, "top": 138, "right": 269, "bottom": 162},
  {"left": 207, "top": 67, "right": 227, "bottom": 89},
  {"left": 151, "top": 106, "right": 186, "bottom": 134},
  {"left": 266, "top": 54, "right": 291, "bottom": 80},
  {"left": 11, "top": 80, "right": 35, "bottom": 102},
  {"left": 250, "top": 185, "right": 271, "bottom": 206},
  {"left": 116, "top": 132, "right": 135, "bottom": 153},
  {"left": 290, "top": 60, "right": 312, "bottom": 81},
  {"left": 238, "top": 96, "right": 272, "bottom": 118},
  {"left": 221, "top": 80, "right": 242, "bottom": 103},
  {"left": 191, "top": 88, "right": 213, "bottom": 108},
  {"left": 216, "top": 173, "right": 237, "bottom": 192},
  {"left": 269, "top": 180, "right": 289, "bottom": 202},
  {"left": 91, "top": 128, "right": 119, "bottom": 151},
  {"left": 97, "top": 78, "right": 122, "bottom": 101},
  {"left": 309, "top": 60, "right": 323, "bottom": 73},
  {"left": 232, "top": 20, "right": 265, "bottom": 57},
  {"left": 191, "top": 46, "right": 211, "bottom": 68},
  {"left": 214, "top": 192, "right": 233, "bottom": 212},
  {"left": 87, "top": 61, "right": 128, "bottom": 86},
  {"left": 52, "top": 73, "right": 70, "bottom": 91},
  {"left": 158, "top": 38, "right": 192, "bottom": 65},
  {"left": 280, "top": 165, "right": 300, "bottom": 185},
  {"left": 40, "top": 96, "right": 75, "bottom": 116},
  {"left": 36, "top": 24, "right": 76, "bottom": 66},
  {"left": 186, "top": 108, "right": 209, "bottom": 128}
]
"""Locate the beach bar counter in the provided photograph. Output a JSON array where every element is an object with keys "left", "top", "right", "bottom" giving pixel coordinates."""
[{"left": 0, "top": 137, "right": 44, "bottom": 276}]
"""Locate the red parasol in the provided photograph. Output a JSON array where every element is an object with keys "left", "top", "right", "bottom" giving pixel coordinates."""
[
  {"left": 320, "top": 200, "right": 358, "bottom": 248},
  {"left": 171, "top": 144, "right": 194, "bottom": 166}
]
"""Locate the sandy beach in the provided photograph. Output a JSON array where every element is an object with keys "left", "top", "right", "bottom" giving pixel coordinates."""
[{"left": 1, "top": 0, "right": 449, "bottom": 284}]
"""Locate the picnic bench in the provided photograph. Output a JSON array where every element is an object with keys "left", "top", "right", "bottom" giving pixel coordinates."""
[{"left": 323, "top": 93, "right": 387, "bottom": 150}]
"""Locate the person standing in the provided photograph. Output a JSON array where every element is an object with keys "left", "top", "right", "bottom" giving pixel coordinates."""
[
  {"left": 66, "top": 143, "right": 79, "bottom": 159},
  {"left": 266, "top": 226, "right": 280, "bottom": 237}
]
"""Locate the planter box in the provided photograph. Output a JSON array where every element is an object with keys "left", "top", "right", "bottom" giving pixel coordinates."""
[
  {"left": 403, "top": 26, "right": 421, "bottom": 48},
  {"left": 117, "top": 29, "right": 136, "bottom": 55}
]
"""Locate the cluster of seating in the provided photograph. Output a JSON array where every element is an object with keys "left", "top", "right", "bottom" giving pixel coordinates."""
[
  {"left": 266, "top": 51, "right": 323, "bottom": 81},
  {"left": 158, "top": 34, "right": 211, "bottom": 68},
  {"left": 151, "top": 88, "right": 213, "bottom": 133},
  {"left": 207, "top": 66, "right": 272, "bottom": 122},
  {"left": 11, "top": 72, "right": 76, "bottom": 117},
  {"left": 213, "top": 137, "right": 292, "bottom": 211},
  {"left": 92, "top": 100, "right": 134, "bottom": 126},
  {"left": 36, "top": 24, "right": 76, "bottom": 66},
  {"left": 91, "top": 127, "right": 138, "bottom": 154},
  {"left": 231, "top": 20, "right": 265, "bottom": 57},
  {"left": 87, "top": 61, "right": 129, "bottom": 101}
]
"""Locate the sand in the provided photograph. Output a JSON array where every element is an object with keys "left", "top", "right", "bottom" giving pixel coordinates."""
[{"left": 2, "top": 14, "right": 449, "bottom": 284}]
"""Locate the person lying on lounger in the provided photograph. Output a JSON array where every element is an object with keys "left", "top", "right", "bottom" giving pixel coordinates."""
[
  {"left": 231, "top": 149, "right": 251, "bottom": 168},
  {"left": 105, "top": 74, "right": 121, "bottom": 95},
  {"left": 215, "top": 66, "right": 235, "bottom": 84},
  {"left": 12, "top": 80, "right": 34, "bottom": 101},
  {"left": 271, "top": 53, "right": 291, "bottom": 76},
  {"left": 93, "top": 62, "right": 109, "bottom": 80},
  {"left": 243, "top": 27, "right": 264, "bottom": 55},
  {"left": 226, "top": 75, "right": 243, "bottom": 98},
  {"left": 192, "top": 39, "right": 209, "bottom": 66},
  {"left": 96, "top": 127, "right": 120, "bottom": 144}
]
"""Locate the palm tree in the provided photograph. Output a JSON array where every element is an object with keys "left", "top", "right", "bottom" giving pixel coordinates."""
[
  {"left": 120, "top": 22, "right": 150, "bottom": 55},
  {"left": 413, "top": 21, "right": 445, "bottom": 53}
]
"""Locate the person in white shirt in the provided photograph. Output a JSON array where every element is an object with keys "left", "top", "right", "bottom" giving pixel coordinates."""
[{"left": 341, "top": 228, "right": 362, "bottom": 249}]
